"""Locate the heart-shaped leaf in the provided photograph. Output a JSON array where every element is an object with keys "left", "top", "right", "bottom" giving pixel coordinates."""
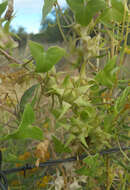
[
  {"left": 29, "top": 40, "right": 66, "bottom": 73},
  {"left": 52, "top": 136, "right": 71, "bottom": 153},
  {"left": 0, "top": 104, "right": 43, "bottom": 141},
  {"left": 67, "top": 0, "right": 106, "bottom": 26},
  {"left": 100, "top": 7, "right": 124, "bottom": 24},
  {"left": 111, "top": 0, "right": 124, "bottom": 14}
]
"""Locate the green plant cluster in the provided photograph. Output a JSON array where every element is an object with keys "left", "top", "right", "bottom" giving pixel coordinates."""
[{"left": 0, "top": 0, "right": 130, "bottom": 189}]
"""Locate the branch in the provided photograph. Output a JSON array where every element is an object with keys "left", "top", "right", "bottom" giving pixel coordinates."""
[
  {"left": 0, "top": 48, "right": 23, "bottom": 65},
  {"left": 0, "top": 104, "right": 17, "bottom": 119}
]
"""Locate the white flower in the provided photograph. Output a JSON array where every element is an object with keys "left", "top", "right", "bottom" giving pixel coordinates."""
[
  {"left": 55, "top": 175, "right": 64, "bottom": 190},
  {"left": 78, "top": 175, "right": 88, "bottom": 183}
]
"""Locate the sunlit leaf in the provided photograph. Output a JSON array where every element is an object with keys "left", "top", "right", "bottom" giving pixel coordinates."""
[
  {"left": 74, "top": 96, "right": 90, "bottom": 107},
  {"left": 67, "top": 0, "right": 106, "bottom": 26},
  {"left": 77, "top": 85, "right": 92, "bottom": 95},
  {"left": 35, "top": 46, "right": 65, "bottom": 73},
  {"left": 111, "top": 0, "right": 124, "bottom": 14},
  {"left": 79, "top": 135, "right": 88, "bottom": 148},
  {"left": 61, "top": 75, "right": 73, "bottom": 88},
  {"left": 52, "top": 86, "right": 64, "bottom": 96},
  {"left": 29, "top": 40, "right": 44, "bottom": 55},
  {"left": 100, "top": 7, "right": 124, "bottom": 24},
  {"left": 29, "top": 40, "right": 65, "bottom": 73},
  {"left": 12, "top": 125, "right": 43, "bottom": 140}
]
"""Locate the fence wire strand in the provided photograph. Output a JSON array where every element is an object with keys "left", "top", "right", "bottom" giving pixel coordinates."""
[{"left": 0, "top": 146, "right": 130, "bottom": 190}]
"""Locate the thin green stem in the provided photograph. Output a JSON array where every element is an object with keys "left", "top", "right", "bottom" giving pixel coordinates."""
[
  {"left": 106, "top": 155, "right": 110, "bottom": 190},
  {"left": 55, "top": 7, "right": 67, "bottom": 42},
  {"left": 56, "top": 1, "right": 70, "bottom": 25},
  {"left": 116, "top": 0, "right": 128, "bottom": 53},
  {"left": 124, "top": 15, "right": 129, "bottom": 48},
  {"left": 117, "top": 136, "right": 130, "bottom": 161}
]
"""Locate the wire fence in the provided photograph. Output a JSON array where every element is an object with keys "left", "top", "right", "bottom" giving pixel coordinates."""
[{"left": 0, "top": 146, "right": 130, "bottom": 190}]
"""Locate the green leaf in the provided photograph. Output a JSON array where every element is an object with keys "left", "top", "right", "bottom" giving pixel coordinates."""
[
  {"left": 77, "top": 85, "right": 92, "bottom": 95},
  {"left": 61, "top": 75, "right": 73, "bottom": 88},
  {"left": 80, "top": 110, "right": 89, "bottom": 121},
  {"left": 95, "top": 56, "right": 118, "bottom": 88},
  {"left": 29, "top": 40, "right": 44, "bottom": 55},
  {"left": 29, "top": 41, "right": 66, "bottom": 73},
  {"left": 123, "top": 124, "right": 130, "bottom": 131},
  {"left": 80, "top": 106, "right": 96, "bottom": 122},
  {"left": 52, "top": 136, "right": 64, "bottom": 153},
  {"left": 0, "top": 0, "right": 8, "bottom": 17},
  {"left": 80, "top": 154, "right": 100, "bottom": 176},
  {"left": 103, "top": 114, "right": 115, "bottom": 133},
  {"left": 119, "top": 135, "right": 130, "bottom": 141},
  {"left": 111, "top": 0, "right": 124, "bottom": 14},
  {"left": 65, "top": 134, "right": 75, "bottom": 147},
  {"left": 31, "top": 88, "right": 38, "bottom": 108},
  {"left": 58, "top": 101, "right": 71, "bottom": 119},
  {"left": 114, "top": 160, "right": 130, "bottom": 172},
  {"left": 74, "top": 96, "right": 90, "bottom": 107},
  {"left": 52, "top": 86, "right": 64, "bottom": 96},
  {"left": 100, "top": 7, "right": 124, "bottom": 24},
  {"left": 83, "top": 153, "right": 99, "bottom": 166},
  {"left": 67, "top": 0, "right": 106, "bottom": 26},
  {"left": 3, "top": 20, "right": 11, "bottom": 33},
  {"left": 51, "top": 108, "right": 61, "bottom": 119},
  {"left": 36, "top": 46, "right": 65, "bottom": 73},
  {"left": 19, "top": 84, "right": 39, "bottom": 114},
  {"left": 115, "top": 86, "right": 130, "bottom": 114},
  {"left": 104, "top": 56, "right": 117, "bottom": 73},
  {"left": 4, "top": 153, "right": 22, "bottom": 163},
  {"left": 79, "top": 135, "right": 88, "bottom": 148},
  {"left": 77, "top": 153, "right": 102, "bottom": 176},
  {"left": 42, "top": 0, "right": 56, "bottom": 20},
  {"left": 19, "top": 103, "right": 35, "bottom": 128},
  {"left": 76, "top": 166, "right": 89, "bottom": 176},
  {"left": 11, "top": 125, "right": 43, "bottom": 140},
  {"left": 1, "top": 104, "right": 43, "bottom": 141},
  {"left": 52, "top": 136, "right": 71, "bottom": 153}
]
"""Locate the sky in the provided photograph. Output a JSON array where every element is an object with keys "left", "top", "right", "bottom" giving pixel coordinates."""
[{"left": 0, "top": 0, "right": 67, "bottom": 33}]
